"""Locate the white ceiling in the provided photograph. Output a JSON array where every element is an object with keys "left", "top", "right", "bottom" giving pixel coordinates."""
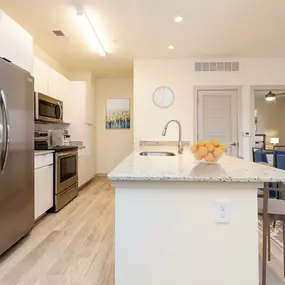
[{"left": 1, "top": 0, "right": 285, "bottom": 76}]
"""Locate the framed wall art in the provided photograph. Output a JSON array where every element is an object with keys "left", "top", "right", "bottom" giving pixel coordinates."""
[{"left": 106, "top": 98, "right": 130, "bottom": 129}]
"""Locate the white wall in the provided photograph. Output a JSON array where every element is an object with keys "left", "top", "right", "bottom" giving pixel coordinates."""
[
  {"left": 134, "top": 58, "right": 285, "bottom": 160},
  {"left": 95, "top": 78, "right": 133, "bottom": 173},
  {"left": 34, "top": 45, "right": 70, "bottom": 79}
]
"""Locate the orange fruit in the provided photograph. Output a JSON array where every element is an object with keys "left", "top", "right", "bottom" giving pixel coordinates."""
[
  {"left": 195, "top": 152, "right": 203, "bottom": 160},
  {"left": 198, "top": 146, "right": 208, "bottom": 157},
  {"left": 205, "top": 142, "right": 214, "bottom": 152},
  {"left": 197, "top": 141, "right": 206, "bottom": 147},
  {"left": 219, "top": 144, "right": 227, "bottom": 152},
  {"left": 191, "top": 144, "right": 198, "bottom": 153},
  {"left": 204, "top": 153, "right": 216, "bottom": 162},
  {"left": 210, "top": 139, "right": 219, "bottom": 147},
  {"left": 213, "top": 147, "right": 224, "bottom": 159}
]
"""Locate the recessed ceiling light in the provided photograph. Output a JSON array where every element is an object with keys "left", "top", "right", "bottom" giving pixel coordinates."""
[
  {"left": 174, "top": 16, "right": 183, "bottom": 23},
  {"left": 168, "top": 45, "right": 174, "bottom": 49}
]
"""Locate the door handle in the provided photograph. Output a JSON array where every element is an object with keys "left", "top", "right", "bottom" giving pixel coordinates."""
[
  {"left": 229, "top": 142, "right": 238, "bottom": 147},
  {"left": 1, "top": 90, "right": 10, "bottom": 174}
]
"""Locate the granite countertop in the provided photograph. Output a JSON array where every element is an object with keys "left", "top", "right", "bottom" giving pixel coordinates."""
[
  {"left": 34, "top": 150, "right": 55, "bottom": 156},
  {"left": 108, "top": 146, "right": 285, "bottom": 182}
]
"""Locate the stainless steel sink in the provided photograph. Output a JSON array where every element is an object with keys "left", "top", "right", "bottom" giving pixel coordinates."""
[{"left": 139, "top": 151, "right": 176, "bottom": 157}]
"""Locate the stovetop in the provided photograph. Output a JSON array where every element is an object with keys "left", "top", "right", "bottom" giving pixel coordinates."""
[{"left": 35, "top": 145, "right": 78, "bottom": 152}]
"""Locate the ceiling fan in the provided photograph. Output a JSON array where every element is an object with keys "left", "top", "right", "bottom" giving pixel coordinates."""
[{"left": 265, "top": 91, "right": 285, "bottom": 101}]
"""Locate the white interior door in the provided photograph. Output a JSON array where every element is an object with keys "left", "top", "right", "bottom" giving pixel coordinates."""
[{"left": 197, "top": 89, "right": 239, "bottom": 157}]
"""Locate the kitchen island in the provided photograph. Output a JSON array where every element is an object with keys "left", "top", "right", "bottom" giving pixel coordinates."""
[{"left": 108, "top": 147, "right": 285, "bottom": 285}]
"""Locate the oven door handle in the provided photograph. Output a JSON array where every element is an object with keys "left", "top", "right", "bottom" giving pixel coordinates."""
[{"left": 56, "top": 151, "right": 78, "bottom": 158}]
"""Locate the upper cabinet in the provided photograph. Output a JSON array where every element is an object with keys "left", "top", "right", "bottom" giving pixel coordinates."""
[
  {"left": 85, "top": 76, "right": 95, "bottom": 125},
  {"left": 49, "top": 70, "right": 71, "bottom": 122},
  {"left": 49, "top": 69, "right": 65, "bottom": 101},
  {"left": 33, "top": 57, "right": 50, "bottom": 94},
  {"left": 0, "top": 10, "right": 33, "bottom": 73},
  {"left": 33, "top": 57, "right": 71, "bottom": 122}
]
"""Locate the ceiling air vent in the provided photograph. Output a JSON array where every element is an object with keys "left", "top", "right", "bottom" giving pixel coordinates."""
[
  {"left": 52, "top": 30, "right": 65, "bottom": 37},
  {"left": 195, "top": 62, "right": 240, "bottom": 72}
]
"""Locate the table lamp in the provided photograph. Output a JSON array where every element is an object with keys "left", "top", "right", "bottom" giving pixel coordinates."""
[{"left": 270, "top": 137, "right": 279, "bottom": 145}]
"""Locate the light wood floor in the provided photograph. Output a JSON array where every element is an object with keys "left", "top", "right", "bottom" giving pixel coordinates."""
[
  {"left": 1, "top": 176, "right": 285, "bottom": 285},
  {"left": 0, "top": 176, "right": 114, "bottom": 285},
  {"left": 259, "top": 229, "right": 285, "bottom": 284}
]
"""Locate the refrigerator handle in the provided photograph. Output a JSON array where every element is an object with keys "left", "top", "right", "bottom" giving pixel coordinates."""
[
  {"left": 0, "top": 91, "right": 3, "bottom": 172},
  {"left": 0, "top": 90, "right": 10, "bottom": 174}
]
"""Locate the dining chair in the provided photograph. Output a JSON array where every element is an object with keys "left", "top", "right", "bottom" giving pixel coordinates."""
[
  {"left": 259, "top": 183, "right": 285, "bottom": 285},
  {"left": 273, "top": 146, "right": 285, "bottom": 167},
  {"left": 253, "top": 147, "right": 268, "bottom": 163},
  {"left": 253, "top": 148, "right": 278, "bottom": 199}
]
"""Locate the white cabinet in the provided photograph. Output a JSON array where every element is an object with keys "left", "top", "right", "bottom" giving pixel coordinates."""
[
  {"left": 85, "top": 77, "right": 95, "bottom": 124},
  {"left": 78, "top": 148, "right": 89, "bottom": 187},
  {"left": 78, "top": 149, "right": 86, "bottom": 188},
  {"left": 33, "top": 57, "right": 50, "bottom": 94},
  {"left": 68, "top": 81, "right": 87, "bottom": 124},
  {"left": 86, "top": 124, "right": 96, "bottom": 178},
  {"left": 0, "top": 10, "right": 33, "bottom": 73},
  {"left": 78, "top": 145, "right": 95, "bottom": 188},
  {"left": 34, "top": 153, "right": 54, "bottom": 220},
  {"left": 49, "top": 69, "right": 65, "bottom": 100},
  {"left": 33, "top": 58, "right": 71, "bottom": 122},
  {"left": 77, "top": 124, "right": 96, "bottom": 188}
]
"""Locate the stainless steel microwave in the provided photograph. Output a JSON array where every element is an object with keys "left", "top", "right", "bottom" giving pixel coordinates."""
[{"left": 35, "top": 92, "right": 63, "bottom": 123}]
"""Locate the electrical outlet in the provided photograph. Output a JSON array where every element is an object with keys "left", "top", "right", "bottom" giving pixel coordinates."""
[{"left": 216, "top": 200, "right": 231, "bottom": 224}]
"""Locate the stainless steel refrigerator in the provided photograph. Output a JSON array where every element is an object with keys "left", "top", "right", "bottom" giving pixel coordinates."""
[{"left": 0, "top": 58, "right": 34, "bottom": 256}]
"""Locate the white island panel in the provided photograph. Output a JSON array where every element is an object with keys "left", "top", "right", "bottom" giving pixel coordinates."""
[{"left": 115, "top": 180, "right": 259, "bottom": 285}]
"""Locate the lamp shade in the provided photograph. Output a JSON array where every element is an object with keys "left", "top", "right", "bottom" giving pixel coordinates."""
[
  {"left": 265, "top": 91, "right": 276, "bottom": 101},
  {"left": 270, "top": 137, "right": 279, "bottom": 144}
]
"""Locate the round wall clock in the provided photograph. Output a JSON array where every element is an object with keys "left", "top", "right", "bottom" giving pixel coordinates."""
[{"left": 153, "top": 86, "right": 174, "bottom": 108}]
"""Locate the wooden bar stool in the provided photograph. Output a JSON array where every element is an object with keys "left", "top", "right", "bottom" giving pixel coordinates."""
[{"left": 258, "top": 183, "right": 285, "bottom": 285}]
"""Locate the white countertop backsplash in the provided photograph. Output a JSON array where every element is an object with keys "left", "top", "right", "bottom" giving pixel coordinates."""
[{"left": 108, "top": 146, "right": 285, "bottom": 182}]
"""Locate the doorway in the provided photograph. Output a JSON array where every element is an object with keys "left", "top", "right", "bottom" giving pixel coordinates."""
[
  {"left": 195, "top": 87, "right": 241, "bottom": 157},
  {"left": 251, "top": 85, "right": 285, "bottom": 163}
]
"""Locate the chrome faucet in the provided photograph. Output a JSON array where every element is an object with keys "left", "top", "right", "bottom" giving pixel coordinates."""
[{"left": 162, "top": 120, "right": 183, "bottom": 154}]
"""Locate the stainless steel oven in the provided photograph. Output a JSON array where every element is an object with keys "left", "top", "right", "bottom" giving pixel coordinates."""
[
  {"left": 35, "top": 92, "right": 63, "bottom": 123},
  {"left": 55, "top": 150, "right": 78, "bottom": 211}
]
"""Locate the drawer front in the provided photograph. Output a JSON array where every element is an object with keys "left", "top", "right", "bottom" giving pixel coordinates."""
[
  {"left": 55, "top": 183, "right": 78, "bottom": 212},
  {"left": 34, "top": 153, "right": 54, "bottom": 169}
]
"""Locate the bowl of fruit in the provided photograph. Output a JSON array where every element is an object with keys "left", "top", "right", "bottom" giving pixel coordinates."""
[{"left": 191, "top": 139, "right": 227, "bottom": 163}]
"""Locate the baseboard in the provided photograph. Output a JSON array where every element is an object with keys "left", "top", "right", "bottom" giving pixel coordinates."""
[
  {"left": 79, "top": 177, "right": 95, "bottom": 191},
  {"left": 95, "top": 173, "right": 107, "bottom": 177},
  {"left": 79, "top": 174, "right": 108, "bottom": 191}
]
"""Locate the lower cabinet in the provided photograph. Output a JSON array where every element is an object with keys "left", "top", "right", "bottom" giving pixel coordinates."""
[
  {"left": 78, "top": 149, "right": 88, "bottom": 188},
  {"left": 78, "top": 148, "right": 95, "bottom": 188},
  {"left": 34, "top": 154, "right": 54, "bottom": 220}
]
